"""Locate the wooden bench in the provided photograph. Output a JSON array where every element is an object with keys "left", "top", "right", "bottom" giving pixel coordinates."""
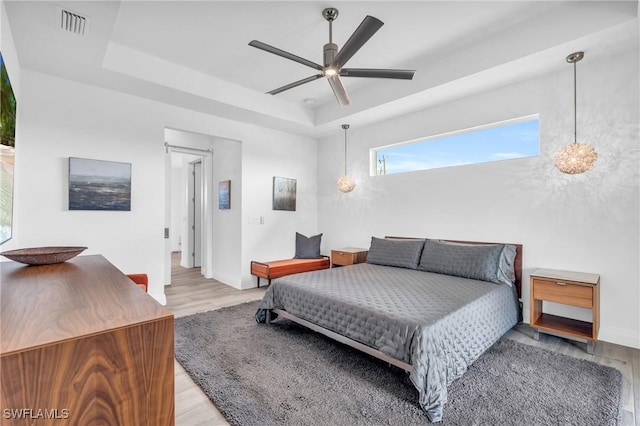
[{"left": 250, "top": 257, "right": 330, "bottom": 288}]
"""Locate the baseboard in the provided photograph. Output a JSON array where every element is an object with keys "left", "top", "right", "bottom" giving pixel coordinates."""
[
  {"left": 238, "top": 278, "right": 258, "bottom": 290},
  {"left": 209, "top": 270, "right": 242, "bottom": 289},
  {"left": 598, "top": 326, "right": 640, "bottom": 349},
  {"left": 149, "top": 291, "right": 167, "bottom": 306}
]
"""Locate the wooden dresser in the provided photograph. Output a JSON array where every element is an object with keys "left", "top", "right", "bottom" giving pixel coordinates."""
[{"left": 0, "top": 255, "right": 175, "bottom": 425}]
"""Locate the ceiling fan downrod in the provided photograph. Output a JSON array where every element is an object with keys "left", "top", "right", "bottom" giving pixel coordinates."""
[{"left": 322, "top": 8, "right": 339, "bottom": 73}]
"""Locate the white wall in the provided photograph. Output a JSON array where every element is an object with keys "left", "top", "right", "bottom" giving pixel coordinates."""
[
  {"left": 5, "top": 69, "right": 318, "bottom": 302},
  {"left": 234, "top": 120, "right": 317, "bottom": 283},
  {"left": 169, "top": 165, "right": 182, "bottom": 253},
  {"left": 211, "top": 137, "right": 242, "bottom": 287},
  {"left": 239, "top": 125, "right": 320, "bottom": 288},
  {"left": 4, "top": 70, "right": 168, "bottom": 303},
  {"left": 317, "top": 47, "right": 640, "bottom": 349}
]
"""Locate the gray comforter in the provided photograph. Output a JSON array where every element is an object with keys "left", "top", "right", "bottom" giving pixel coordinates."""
[{"left": 256, "top": 263, "right": 519, "bottom": 422}]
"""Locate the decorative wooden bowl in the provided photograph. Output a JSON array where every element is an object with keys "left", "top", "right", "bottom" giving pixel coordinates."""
[{"left": 0, "top": 246, "right": 87, "bottom": 265}]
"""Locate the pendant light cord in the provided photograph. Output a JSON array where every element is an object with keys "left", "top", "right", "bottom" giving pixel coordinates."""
[
  {"left": 342, "top": 124, "right": 350, "bottom": 175},
  {"left": 344, "top": 127, "right": 347, "bottom": 175},
  {"left": 573, "top": 59, "right": 577, "bottom": 144},
  {"left": 566, "top": 51, "right": 583, "bottom": 145}
]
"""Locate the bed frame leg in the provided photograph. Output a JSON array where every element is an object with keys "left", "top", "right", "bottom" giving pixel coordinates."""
[{"left": 266, "top": 310, "right": 272, "bottom": 325}]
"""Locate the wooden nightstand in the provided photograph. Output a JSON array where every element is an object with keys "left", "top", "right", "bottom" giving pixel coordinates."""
[
  {"left": 331, "top": 248, "right": 368, "bottom": 267},
  {"left": 530, "top": 268, "right": 600, "bottom": 354}
]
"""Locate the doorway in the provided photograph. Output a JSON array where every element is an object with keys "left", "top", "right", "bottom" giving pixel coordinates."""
[
  {"left": 163, "top": 127, "right": 243, "bottom": 293},
  {"left": 163, "top": 128, "right": 215, "bottom": 286}
]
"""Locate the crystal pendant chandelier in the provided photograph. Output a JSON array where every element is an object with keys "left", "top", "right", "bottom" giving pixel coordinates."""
[
  {"left": 554, "top": 51, "right": 597, "bottom": 174},
  {"left": 337, "top": 124, "right": 356, "bottom": 192}
]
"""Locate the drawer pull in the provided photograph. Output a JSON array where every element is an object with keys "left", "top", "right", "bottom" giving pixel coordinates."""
[{"left": 555, "top": 281, "right": 567, "bottom": 286}]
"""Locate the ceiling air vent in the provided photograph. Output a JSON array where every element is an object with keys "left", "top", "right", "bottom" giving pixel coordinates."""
[{"left": 59, "top": 8, "right": 87, "bottom": 36}]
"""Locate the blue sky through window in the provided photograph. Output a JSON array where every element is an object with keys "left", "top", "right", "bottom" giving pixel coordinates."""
[{"left": 374, "top": 117, "right": 539, "bottom": 175}]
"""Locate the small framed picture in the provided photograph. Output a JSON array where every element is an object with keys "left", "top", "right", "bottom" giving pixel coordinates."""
[
  {"left": 272, "top": 176, "right": 296, "bottom": 211},
  {"left": 218, "top": 180, "right": 230, "bottom": 209}
]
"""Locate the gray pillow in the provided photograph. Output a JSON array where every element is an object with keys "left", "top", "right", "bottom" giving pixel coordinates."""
[
  {"left": 294, "top": 232, "right": 323, "bottom": 259},
  {"left": 496, "top": 244, "right": 517, "bottom": 286},
  {"left": 418, "top": 240, "right": 516, "bottom": 286},
  {"left": 366, "top": 237, "right": 425, "bottom": 269}
]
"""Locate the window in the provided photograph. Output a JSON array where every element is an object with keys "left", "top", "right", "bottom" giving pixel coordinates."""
[{"left": 372, "top": 116, "right": 539, "bottom": 175}]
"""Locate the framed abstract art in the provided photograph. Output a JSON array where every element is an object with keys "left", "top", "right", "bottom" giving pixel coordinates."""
[{"left": 272, "top": 176, "right": 296, "bottom": 211}]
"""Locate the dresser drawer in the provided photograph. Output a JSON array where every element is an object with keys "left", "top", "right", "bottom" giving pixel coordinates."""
[{"left": 532, "top": 278, "right": 593, "bottom": 308}]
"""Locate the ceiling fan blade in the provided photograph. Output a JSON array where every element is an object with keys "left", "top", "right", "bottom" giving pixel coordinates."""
[
  {"left": 340, "top": 68, "right": 415, "bottom": 80},
  {"left": 334, "top": 15, "right": 384, "bottom": 68},
  {"left": 267, "top": 74, "right": 324, "bottom": 95},
  {"left": 327, "top": 75, "right": 351, "bottom": 106},
  {"left": 249, "top": 40, "right": 323, "bottom": 71}
]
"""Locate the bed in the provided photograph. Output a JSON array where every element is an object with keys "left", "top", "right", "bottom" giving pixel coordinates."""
[{"left": 256, "top": 237, "right": 522, "bottom": 422}]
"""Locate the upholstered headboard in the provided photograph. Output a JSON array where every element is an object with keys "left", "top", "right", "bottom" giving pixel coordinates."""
[{"left": 384, "top": 237, "right": 523, "bottom": 298}]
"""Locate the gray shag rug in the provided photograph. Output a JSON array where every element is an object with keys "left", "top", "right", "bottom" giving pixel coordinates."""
[{"left": 174, "top": 301, "right": 622, "bottom": 426}]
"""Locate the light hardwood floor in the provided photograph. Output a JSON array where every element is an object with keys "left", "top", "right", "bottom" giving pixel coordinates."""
[{"left": 167, "top": 254, "right": 639, "bottom": 426}]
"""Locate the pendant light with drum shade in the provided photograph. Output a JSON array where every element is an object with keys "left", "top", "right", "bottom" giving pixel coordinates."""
[
  {"left": 554, "top": 51, "right": 597, "bottom": 174},
  {"left": 337, "top": 124, "right": 356, "bottom": 192}
]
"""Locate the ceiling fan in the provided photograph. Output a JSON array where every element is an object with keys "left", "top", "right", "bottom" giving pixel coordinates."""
[{"left": 249, "top": 8, "right": 416, "bottom": 107}]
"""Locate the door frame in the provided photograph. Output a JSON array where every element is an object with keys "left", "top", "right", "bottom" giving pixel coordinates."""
[{"left": 164, "top": 140, "right": 213, "bottom": 286}]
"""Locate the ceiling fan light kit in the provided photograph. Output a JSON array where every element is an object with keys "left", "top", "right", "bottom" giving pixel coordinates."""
[{"left": 249, "top": 8, "right": 416, "bottom": 107}]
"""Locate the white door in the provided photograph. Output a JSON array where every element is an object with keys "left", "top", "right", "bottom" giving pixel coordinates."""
[{"left": 192, "top": 161, "right": 202, "bottom": 268}]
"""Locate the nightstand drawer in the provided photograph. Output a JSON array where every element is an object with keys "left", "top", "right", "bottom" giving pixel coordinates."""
[
  {"left": 331, "top": 248, "right": 368, "bottom": 267},
  {"left": 332, "top": 251, "right": 357, "bottom": 265},
  {"left": 532, "top": 278, "right": 593, "bottom": 308}
]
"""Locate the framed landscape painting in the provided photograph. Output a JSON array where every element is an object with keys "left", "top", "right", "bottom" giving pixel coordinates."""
[
  {"left": 272, "top": 176, "right": 296, "bottom": 211},
  {"left": 69, "top": 157, "right": 131, "bottom": 211}
]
